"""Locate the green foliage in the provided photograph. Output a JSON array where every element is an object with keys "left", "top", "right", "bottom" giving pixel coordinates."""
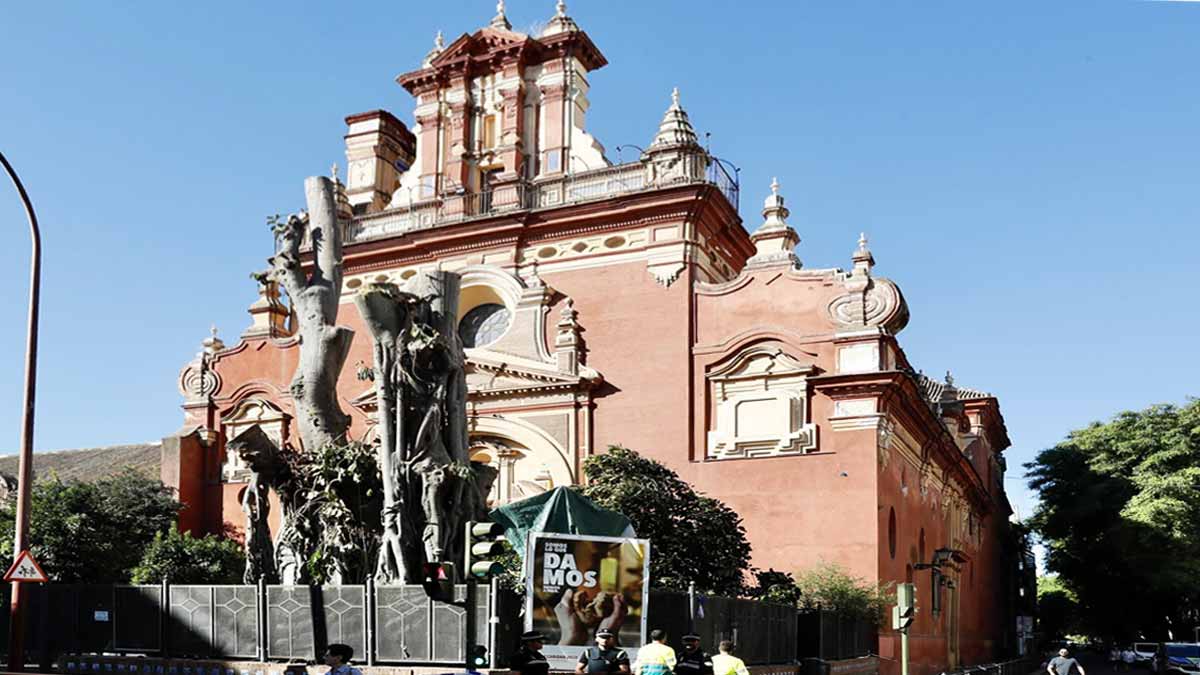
[
  {"left": 288, "top": 441, "right": 383, "bottom": 584},
  {"left": 0, "top": 468, "right": 180, "bottom": 583},
  {"left": 1026, "top": 399, "right": 1200, "bottom": 641},
  {"left": 794, "top": 561, "right": 889, "bottom": 622},
  {"left": 1036, "top": 575, "right": 1080, "bottom": 642},
  {"left": 746, "top": 562, "right": 887, "bottom": 623},
  {"left": 131, "top": 525, "right": 244, "bottom": 584},
  {"left": 579, "top": 446, "right": 752, "bottom": 596},
  {"left": 746, "top": 568, "right": 803, "bottom": 606}
]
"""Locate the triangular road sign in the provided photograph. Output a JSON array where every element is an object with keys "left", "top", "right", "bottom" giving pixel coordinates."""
[{"left": 3, "top": 550, "right": 48, "bottom": 583}]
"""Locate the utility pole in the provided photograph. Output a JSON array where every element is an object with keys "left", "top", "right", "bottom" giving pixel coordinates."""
[{"left": 1, "top": 149, "right": 43, "bottom": 673}]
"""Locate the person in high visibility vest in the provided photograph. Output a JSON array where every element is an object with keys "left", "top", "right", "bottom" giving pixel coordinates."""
[
  {"left": 710, "top": 641, "right": 749, "bottom": 675},
  {"left": 634, "top": 629, "right": 677, "bottom": 675}
]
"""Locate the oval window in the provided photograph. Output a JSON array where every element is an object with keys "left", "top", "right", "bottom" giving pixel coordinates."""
[{"left": 458, "top": 303, "right": 512, "bottom": 348}]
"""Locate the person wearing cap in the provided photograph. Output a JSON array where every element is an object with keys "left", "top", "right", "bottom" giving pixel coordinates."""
[
  {"left": 634, "top": 630, "right": 677, "bottom": 675},
  {"left": 674, "top": 634, "right": 713, "bottom": 675},
  {"left": 577, "top": 629, "right": 631, "bottom": 675},
  {"left": 511, "top": 631, "right": 551, "bottom": 675},
  {"left": 710, "top": 641, "right": 749, "bottom": 675}
]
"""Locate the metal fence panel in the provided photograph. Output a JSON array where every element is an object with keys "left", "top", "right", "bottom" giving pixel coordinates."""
[
  {"left": 266, "top": 585, "right": 366, "bottom": 661},
  {"left": 212, "top": 586, "right": 259, "bottom": 658},
  {"left": 170, "top": 586, "right": 215, "bottom": 656},
  {"left": 375, "top": 585, "right": 430, "bottom": 662},
  {"left": 114, "top": 585, "right": 161, "bottom": 652}
]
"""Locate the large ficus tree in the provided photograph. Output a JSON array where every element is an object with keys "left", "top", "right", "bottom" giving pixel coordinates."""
[
  {"left": 243, "top": 175, "right": 486, "bottom": 585},
  {"left": 1026, "top": 399, "right": 1200, "bottom": 641},
  {"left": 580, "top": 446, "right": 752, "bottom": 595}
]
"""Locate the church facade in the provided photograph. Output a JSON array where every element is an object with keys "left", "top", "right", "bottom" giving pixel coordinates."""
[{"left": 162, "top": 5, "right": 1018, "bottom": 673}]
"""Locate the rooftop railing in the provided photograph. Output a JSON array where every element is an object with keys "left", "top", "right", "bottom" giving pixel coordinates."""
[{"left": 341, "top": 152, "right": 739, "bottom": 246}]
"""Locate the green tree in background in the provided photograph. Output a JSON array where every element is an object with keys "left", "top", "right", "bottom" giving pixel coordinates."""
[
  {"left": 131, "top": 525, "right": 245, "bottom": 584},
  {"left": 745, "top": 562, "right": 887, "bottom": 622},
  {"left": 0, "top": 468, "right": 180, "bottom": 582},
  {"left": 1036, "top": 575, "right": 1081, "bottom": 643},
  {"left": 1026, "top": 399, "right": 1200, "bottom": 641},
  {"left": 580, "top": 446, "right": 752, "bottom": 595}
]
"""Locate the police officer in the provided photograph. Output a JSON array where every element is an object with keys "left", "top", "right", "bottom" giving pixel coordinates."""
[
  {"left": 576, "top": 629, "right": 631, "bottom": 675},
  {"left": 510, "top": 631, "right": 550, "bottom": 675},
  {"left": 674, "top": 634, "right": 713, "bottom": 675}
]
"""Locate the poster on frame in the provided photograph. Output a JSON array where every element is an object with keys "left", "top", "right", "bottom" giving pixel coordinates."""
[{"left": 524, "top": 532, "right": 651, "bottom": 663}]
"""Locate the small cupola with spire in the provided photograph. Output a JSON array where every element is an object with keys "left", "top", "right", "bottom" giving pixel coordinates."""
[
  {"left": 746, "top": 178, "right": 801, "bottom": 269},
  {"left": 642, "top": 88, "right": 710, "bottom": 187},
  {"left": 542, "top": 0, "right": 580, "bottom": 36}
]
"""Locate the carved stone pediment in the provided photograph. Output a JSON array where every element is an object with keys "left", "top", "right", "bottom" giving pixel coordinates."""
[
  {"left": 707, "top": 347, "right": 819, "bottom": 460},
  {"left": 429, "top": 29, "right": 532, "bottom": 69},
  {"left": 466, "top": 350, "right": 600, "bottom": 399}
]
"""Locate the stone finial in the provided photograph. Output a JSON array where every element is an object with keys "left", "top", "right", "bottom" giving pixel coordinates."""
[
  {"left": 543, "top": 0, "right": 580, "bottom": 35},
  {"left": 647, "top": 87, "right": 700, "bottom": 150},
  {"left": 491, "top": 0, "right": 512, "bottom": 29},
  {"left": 203, "top": 325, "right": 225, "bottom": 354},
  {"left": 760, "top": 177, "right": 790, "bottom": 230},
  {"left": 555, "top": 298, "right": 582, "bottom": 375},
  {"left": 423, "top": 30, "right": 446, "bottom": 67},
  {"left": 852, "top": 231, "right": 875, "bottom": 275},
  {"left": 330, "top": 163, "right": 340, "bottom": 183},
  {"left": 945, "top": 370, "right": 955, "bottom": 387},
  {"left": 746, "top": 178, "right": 801, "bottom": 268}
]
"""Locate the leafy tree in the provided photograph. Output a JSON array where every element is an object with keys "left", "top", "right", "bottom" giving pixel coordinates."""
[
  {"left": 1036, "top": 575, "right": 1081, "bottom": 644},
  {"left": 131, "top": 525, "right": 244, "bottom": 584},
  {"left": 746, "top": 568, "right": 803, "bottom": 606},
  {"left": 580, "top": 446, "right": 752, "bottom": 595},
  {"left": 279, "top": 440, "right": 384, "bottom": 584},
  {"left": 0, "top": 468, "right": 180, "bottom": 583},
  {"left": 1026, "top": 399, "right": 1200, "bottom": 641},
  {"left": 795, "top": 561, "right": 889, "bottom": 622}
]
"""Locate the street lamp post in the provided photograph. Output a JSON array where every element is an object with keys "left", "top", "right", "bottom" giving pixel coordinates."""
[{"left": 0, "top": 149, "right": 43, "bottom": 673}]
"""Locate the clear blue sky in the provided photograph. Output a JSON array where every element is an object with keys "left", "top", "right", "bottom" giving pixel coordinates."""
[{"left": 1, "top": 1, "right": 1197, "bottom": 523}]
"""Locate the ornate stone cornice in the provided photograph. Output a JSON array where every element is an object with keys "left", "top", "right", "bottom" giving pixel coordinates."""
[{"left": 810, "top": 370, "right": 993, "bottom": 513}]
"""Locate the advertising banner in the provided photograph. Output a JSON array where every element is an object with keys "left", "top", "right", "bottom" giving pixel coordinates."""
[{"left": 525, "top": 532, "right": 651, "bottom": 661}]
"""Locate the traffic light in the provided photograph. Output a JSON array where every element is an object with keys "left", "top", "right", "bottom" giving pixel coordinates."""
[
  {"left": 893, "top": 582, "right": 916, "bottom": 631},
  {"left": 465, "top": 520, "right": 506, "bottom": 580},
  {"left": 467, "top": 644, "right": 489, "bottom": 671},
  {"left": 421, "top": 561, "right": 455, "bottom": 602}
]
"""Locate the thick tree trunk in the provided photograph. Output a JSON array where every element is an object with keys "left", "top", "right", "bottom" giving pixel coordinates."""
[
  {"left": 354, "top": 283, "right": 412, "bottom": 584},
  {"left": 354, "top": 271, "right": 481, "bottom": 583},
  {"left": 269, "top": 176, "right": 353, "bottom": 451}
]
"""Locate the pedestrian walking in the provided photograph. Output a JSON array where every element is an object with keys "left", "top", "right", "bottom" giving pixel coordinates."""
[
  {"left": 635, "top": 629, "right": 677, "bottom": 675},
  {"left": 577, "top": 629, "right": 632, "bottom": 675},
  {"left": 511, "top": 631, "right": 551, "bottom": 675},
  {"left": 674, "top": 634, "right": 714, "bottom": 675},
  {"left": 1121, "top": 648, "right": 1136, "bottom": 671},
  {"left": 323, "top": 644, "right": 363, "bottom": 675},
  {"left": 1047, "top": 648, "right": 1086, "bottom": 675},
  {"left": 711, "top": 641, "right": 749, "bottom": 675}
]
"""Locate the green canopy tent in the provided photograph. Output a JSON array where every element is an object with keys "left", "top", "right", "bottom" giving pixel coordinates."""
[{"left": 489, "top": 486, "right": 636, "bottom": 559}]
